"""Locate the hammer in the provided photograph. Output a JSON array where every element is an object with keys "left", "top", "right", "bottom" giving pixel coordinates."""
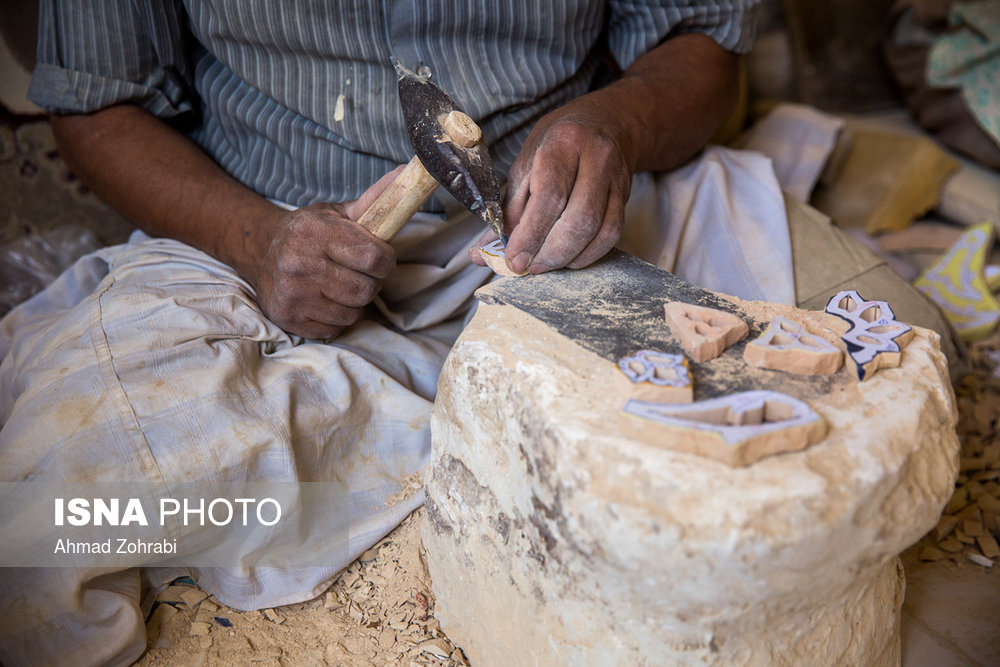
[{"left": 356, "top": 59, "right": 506, "bottom": 244}]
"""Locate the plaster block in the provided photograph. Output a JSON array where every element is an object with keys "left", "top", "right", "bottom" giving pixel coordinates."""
[
  {"left": 621, "top": 389, "right": 827, "bottom": 467},
  {"left": 826, "top": 290, "right": 914, "bottom": 381},
  {"left": 615, "top": 349, "right": 693, "bottom": 403},
  {"left": 424, "top": 279, "right": 958, "bottom": 666}
]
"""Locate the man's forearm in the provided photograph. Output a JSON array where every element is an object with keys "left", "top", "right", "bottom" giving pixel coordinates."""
[
  {"left": 492, "top": 32, "right": 740, "bottom": 274},
  {"left": 52, "top": 104, "right": 402, "bottom": 339},
  {"left": 51, "top": 105, "right": 285, "bottom": 282},
  {"left": 595, "top": 32, "right": 740, "bottom": 173}
]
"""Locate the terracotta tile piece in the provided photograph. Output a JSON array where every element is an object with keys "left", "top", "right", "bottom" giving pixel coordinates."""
[{"left": 663, "top": 301, "right": 748, "bottom": 363}]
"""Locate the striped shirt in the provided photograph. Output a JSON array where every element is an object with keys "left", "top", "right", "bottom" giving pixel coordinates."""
[{"left": 29, "top": 0, "right": 758, "bottom": 208}]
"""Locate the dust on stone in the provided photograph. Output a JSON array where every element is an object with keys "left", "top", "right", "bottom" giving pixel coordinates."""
[
  {"left": 479, "top": 251, "right": 843, "bottom": 402},
  {"left": 136, "top": 510, "right": 469, "bottom": 666}
]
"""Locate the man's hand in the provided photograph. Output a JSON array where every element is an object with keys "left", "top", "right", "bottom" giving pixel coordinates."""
[
  {"left": 248, "top": 168, "right": 403, "bottom": 339},
  {"left": 469, "top": 34, "right": 739, "bottom": 275},
  {"left": 52, "top": 104, "right": 407, "bottom": 340},
  {"left": 498, "top": 95, "right": 635, "bottom": 275},
  {"left": 252, "top": 205, "right": 394, "bottom": 339}
]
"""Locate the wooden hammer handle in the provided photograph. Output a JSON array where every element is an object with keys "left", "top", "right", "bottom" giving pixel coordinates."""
[{"left": 355, "top": 155, "right": 439, "bottom": 241}]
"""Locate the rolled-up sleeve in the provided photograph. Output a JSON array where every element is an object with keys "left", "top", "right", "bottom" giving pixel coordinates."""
[
  {"left": 607, "top": 0, "right": 760, "bottom": 69},
  {"left": 28, "top": 0, "right": 195, "bottom": 118}
]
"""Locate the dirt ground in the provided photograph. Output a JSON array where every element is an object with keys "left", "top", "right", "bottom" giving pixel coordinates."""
[{"left": 137, "top": 511, "right": 468, "bottom": 667}]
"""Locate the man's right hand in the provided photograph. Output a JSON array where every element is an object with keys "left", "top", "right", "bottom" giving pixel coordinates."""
[
  {"left": 247, "top": 167, "right": 403, "bottom": 340},
  {"left": 51, "top": 105, "right": 406, "bottom": 341},
  {"left": 251, "top": 204, "right": 395, "bottom": 339}
]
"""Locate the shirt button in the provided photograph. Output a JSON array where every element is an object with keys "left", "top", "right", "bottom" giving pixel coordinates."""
[{"left": 416, "top": 64, "right": 432, "bottom": 78}]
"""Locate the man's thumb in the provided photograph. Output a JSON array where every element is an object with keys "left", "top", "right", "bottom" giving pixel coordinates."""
[{"left": 345, "top": 164, "right": 407, "bottom": 221}]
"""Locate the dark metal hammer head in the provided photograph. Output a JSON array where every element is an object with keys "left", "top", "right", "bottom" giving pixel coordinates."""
[{"left": 393, "top": 58, "right": 506, "bottom": 243}]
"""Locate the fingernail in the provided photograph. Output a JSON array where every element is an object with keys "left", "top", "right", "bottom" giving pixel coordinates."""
[
  {"left": 509, "top": 251, "right": 533, "bottom": 274},
  {"left": 528, "top": 260, "right": 552, "bottom": 274}
]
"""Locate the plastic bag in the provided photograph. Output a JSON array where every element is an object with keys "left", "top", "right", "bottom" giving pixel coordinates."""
[{"left": 0, "top": 222, "right": 102, "bottom": 315}]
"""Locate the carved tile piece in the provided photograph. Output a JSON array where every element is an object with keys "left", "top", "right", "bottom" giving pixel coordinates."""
[
  {"left": 617, "top": 350, "right": 693, "bottom": 402},
  {"left": 622, "top": 390, "right": 827, "bottom": 467},
  {"left": 825, "top": 290, "right": 914, "bottom": 381},
  {"left": 663, "top": 302, "right": 748, "bottom": 363},
  {"left": 743, "top": 316, "right": 843, "bottom": 375},
  {"left": 479, "top": 239, "right": 526, "bottom": 277},
  {"left": 914, "top": 222, "right": 1000, "bottom": 342}
]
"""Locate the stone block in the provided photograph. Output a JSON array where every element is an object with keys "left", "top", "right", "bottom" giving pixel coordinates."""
[{"left": 423, "top": 266, "right": 959, "bottom": 666}]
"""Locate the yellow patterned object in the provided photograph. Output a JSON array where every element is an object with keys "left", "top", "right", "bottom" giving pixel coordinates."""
[{"left": 915, "top": 222, "right": 1000, "bottom": 342}]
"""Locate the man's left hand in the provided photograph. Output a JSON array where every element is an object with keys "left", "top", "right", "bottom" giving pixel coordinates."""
[
  {"left": 468, "top": 34, "right": 740, "bottom": 276},
  {"left": 470, "top": 94, "right": 636, "bottom": 275}
]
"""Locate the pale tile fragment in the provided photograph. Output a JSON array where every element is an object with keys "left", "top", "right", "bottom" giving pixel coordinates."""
[
  {"left": 663, "top": 301, "right": 748, "bottom": 362},
  {"left": 479, "top": 240, "right": 526, "bottom": 277},
  {"left": 743, "top": 316, "right": 842, "bottom": 375}
]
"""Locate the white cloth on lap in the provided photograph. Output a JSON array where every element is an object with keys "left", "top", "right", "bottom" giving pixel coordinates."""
[
  {"left": 0, "top": 220, "right": 487, "bottom": 666},
  {"left": 620, "top": 145, "right": 797, "bottom": 306},
  {"left": 735, "top": 103, "right": 845, "bottom": 203}
]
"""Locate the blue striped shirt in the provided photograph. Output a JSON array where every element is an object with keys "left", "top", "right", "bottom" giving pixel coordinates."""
[{"left": 29, "top": 0, "right": 758, "bottom": 208}]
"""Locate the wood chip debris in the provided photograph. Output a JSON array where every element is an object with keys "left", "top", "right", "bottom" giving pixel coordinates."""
[
  {"left": 963, "top": 519, "right": 985, "bottom": 537},
  {"left": 189, "top": 621, "right": 211, "bottom": 637},
  {"left": 966, "top": 552, "right": 995, "bottom": 568},
  {"left": 155, "top": 584, "right": 209, "bottom": 607},
  {"left": 916, "top": 334, "right": 1000, "bottom": 570},
  {"left": 978, "top": 532, "right": 1000, "bottom": 558},
  {"left": 262, "top": 608, "right": 285, "bottom": 625},
  {"left": 918, "top": 545, "right": 946, "bottom": 561},
  {"left": 179, "top": 587, "right": 210, "bottom": 608},
  {"left": 136, "top": 510, "right": 469, "bottom": 666},
  {"left": 419, "top": 637, "right": 455, "bottom": 659}
]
